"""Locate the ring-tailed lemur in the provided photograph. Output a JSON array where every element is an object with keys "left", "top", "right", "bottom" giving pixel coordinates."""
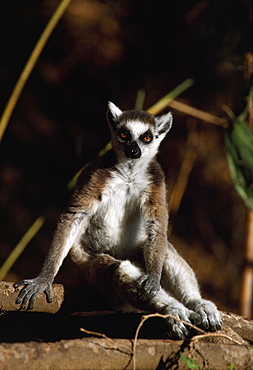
[{"left": 14, "top": 102, "right": 222, "bottom": 338}]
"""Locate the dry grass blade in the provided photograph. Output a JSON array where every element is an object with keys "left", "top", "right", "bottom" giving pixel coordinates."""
[
  {"left": 168, "top": 123, "right": 199, "bottom": 235},
  {"left": 0, "top": 0, "right": 72, "bottom": 142},
  {"left": 0, "top": 0, "right": 72, "bottom": 279},
  {"left": 167, "top": 99, "right": 229, "bottom": 127},
  {"left": 147, "top": 78, "right": 194, "bottom": 115},
  {"left": 0, "top": 217, "right": 44, "bottom": 280}
]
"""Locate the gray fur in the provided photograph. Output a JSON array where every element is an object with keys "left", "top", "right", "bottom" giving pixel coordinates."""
[{"left": 14, "top": 102, "right": 222, "bottom": 338}]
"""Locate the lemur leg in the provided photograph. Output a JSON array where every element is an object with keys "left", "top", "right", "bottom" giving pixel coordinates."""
[
  {"left": 161, "top": 243, "right": 222, "bottom": 331},
  {"left": 86, "top": 254, "right": 200, "bottom": 339}
]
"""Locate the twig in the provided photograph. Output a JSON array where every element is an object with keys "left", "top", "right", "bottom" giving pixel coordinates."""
[
  {"left": 190, "top": 332, "right": 244, "bottom": 346},
  {"left": 80, "top": 328, "right": 132, "bottom": 357},
  {"left": 132, "top": 312, "right": 245, "bottom": 370},
  {"left": 132, "top": 312, "right": 206, "bottom": 370},
  {"left": 80, "top": 328, "right": 113, "bottom": 341}
]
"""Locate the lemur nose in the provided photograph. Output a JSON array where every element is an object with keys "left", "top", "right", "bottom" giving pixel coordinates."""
[
  {"left": 131, "top": 148, "right": 140, "bottom": 157},
  {"left": 125, "top": 143, "right": 141, "bottom": 159}
]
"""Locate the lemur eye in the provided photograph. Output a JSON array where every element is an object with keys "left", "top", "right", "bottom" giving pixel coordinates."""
[
  {"left": 142, "top": 135, "right": 153, "bottom": 143},
  {"left": 118, "top": 129, "right": 129, "bottom": 141},
  {"left": 140, "top": 130, "right": 153, "bottom": 144}
]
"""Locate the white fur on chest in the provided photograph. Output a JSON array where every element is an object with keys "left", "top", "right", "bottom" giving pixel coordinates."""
[{"left": 96, "top": 163, "right": 151, "bottom": 252}]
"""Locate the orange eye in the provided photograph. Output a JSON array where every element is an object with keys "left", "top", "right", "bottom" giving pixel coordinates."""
[
  {"left": 143, "top": 136, "right": 152, "bottom": 142},
  {"left": 121, "top": 132, "right": 127, "bottom": 138}
]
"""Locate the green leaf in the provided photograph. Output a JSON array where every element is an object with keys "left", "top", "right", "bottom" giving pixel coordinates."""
[
  {"left": 180, "top": 352, "right": 199, "bottom": 369},
  {"left": 224, "top": 120, "right": 253, "bottom": 211}
]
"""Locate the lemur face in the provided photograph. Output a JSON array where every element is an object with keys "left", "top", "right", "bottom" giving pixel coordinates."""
[
  {"left": 107, "top": 102, "right": 173, "bottom": 160},
  {"left": 117, "top": 121, "right": 153, "bottom": 159}
]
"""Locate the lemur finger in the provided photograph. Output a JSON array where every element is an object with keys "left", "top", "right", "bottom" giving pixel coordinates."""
[
  {"left": 188, "top": 310, "right": 202, "bottom": 325},
  {"left": 15, "top": 285, "right": 32, "bottom": 304},
  {"left": 173, "top": 323, "right": 189, "bottom": 339},
  {"left": 19, "top": 290, "right": 35, "bottom": 310},
  {"left": 27, "top": 294, "right": 37, "bottom": 310},
  {"left": 197, "top": 309, "right": 209, "bottom": 329},
  {"left": 207, "top": 312, "right": 222, "bottom": 331},
  {"left": 45, "top": 285, "right": 53, "bottom": 303},
  {"left": 14, "top": 279, "right": 32, "bottom": 290},
  {"left": 14, "top": 281, "right": 25, "bottom": 289},
  {"left": 166, "top": 317, "right": 189, "bottom": 339}
]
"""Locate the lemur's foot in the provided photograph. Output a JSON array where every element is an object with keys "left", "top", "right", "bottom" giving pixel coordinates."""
[
  {"left": 163, "top": 300, "right": 200, "bottom": 339},
  {"left": 187, "top": 299, "right": 222, "bottom": 331}
]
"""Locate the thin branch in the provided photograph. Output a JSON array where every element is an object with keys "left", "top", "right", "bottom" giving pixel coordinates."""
[
  {"left": 80, "top": 328, "right": 132, "bottom": 357},
  {"left": 190, "top": 332, "right": 244, "bottom": 346},
  {"left": 132, "top": 312, "right": 247, "bottom": 370},
  {"left": 80, "top": 328, "right": 113, "bottom": 341},
  {"left": 132, "top": 312, "right": 206, "bottom": 370}
]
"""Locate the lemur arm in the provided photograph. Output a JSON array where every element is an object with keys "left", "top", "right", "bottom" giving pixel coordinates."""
[
  {"left": 14, "top": 209, "right": 88, "bottom": 310},
  {"left": 138, "top": 167, "right": 169, "bottom": 300},
  {"left": 14, "top": 156, "right": 107, "bottom": 310},
  {"left": 14, "top": 159, "right": 100, "bottom": 310}
]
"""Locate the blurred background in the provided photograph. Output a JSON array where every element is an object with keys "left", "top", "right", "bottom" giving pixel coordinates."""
[{"left": 0, "top": 0, "right": 252, "bottom": 316}]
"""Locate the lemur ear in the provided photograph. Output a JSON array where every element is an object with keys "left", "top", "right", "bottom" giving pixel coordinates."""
[
  {"left": 106, "top": 101, "right": 123, "bottom": 129},
  {"left": 155, "top": 112, "right": 173, "bottom": 136}
]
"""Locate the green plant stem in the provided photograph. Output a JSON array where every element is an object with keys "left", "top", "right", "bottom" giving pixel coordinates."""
[
  {"left": 0, "top": 0, "right": 72, "bottom": 142},
  {"left": 135, "top": 88, "right": 146, "bottom": 110},
  {"left": 147, "top": 78, "right": 194, "bottom": 115},
  {"left": 0, "top": 217, "right": 44, "bottom": 281}
]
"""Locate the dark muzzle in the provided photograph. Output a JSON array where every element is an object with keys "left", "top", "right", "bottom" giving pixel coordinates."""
[{"left": 125, "top": 142, "right": 141, "bottom": 159}]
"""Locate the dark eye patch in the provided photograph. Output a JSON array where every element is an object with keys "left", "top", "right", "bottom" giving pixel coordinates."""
[
  {"left": 140, "top": 130, "right": 153, "bottom": 144},
  {"left": 118, "top": 128, "right": 131, "bottom": 142}
]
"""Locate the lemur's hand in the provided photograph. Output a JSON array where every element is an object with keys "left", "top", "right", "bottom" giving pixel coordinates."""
[
  {"left": 14, "top": 277, "right": 53, "bottom": 310},
  {"left": 137, "top": 274, "right": 161, "bottom": 301}
]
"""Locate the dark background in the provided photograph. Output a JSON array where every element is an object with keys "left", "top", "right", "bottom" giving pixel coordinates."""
[{"left": 0, "top": 0, "right": 252, "bottom": 315}]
